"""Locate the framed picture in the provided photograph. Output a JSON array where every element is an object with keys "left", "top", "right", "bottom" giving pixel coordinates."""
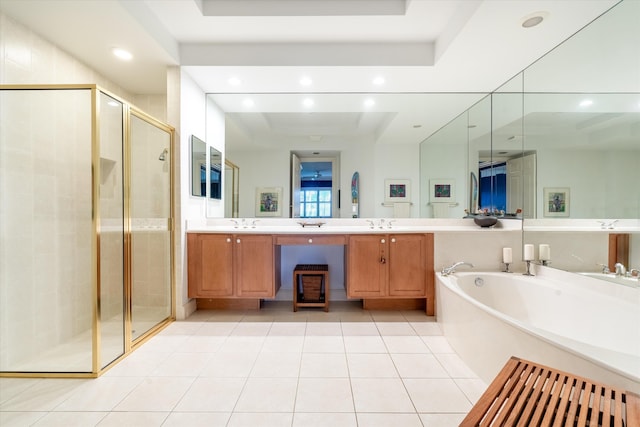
[
  {"left": 384, "top": 179, "right": 411, "bottom": 203},
  {"left": 430, "top": 179, "right": 455, "bottom": 203},
  {"left": 255, "top": 187, "right": 283, "bottom": 217},
  {"left": 543, "top": 187, "right": 570, "bottom": 217}
]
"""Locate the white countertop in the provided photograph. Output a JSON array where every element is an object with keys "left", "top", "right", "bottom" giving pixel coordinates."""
[{"left": 186, "top": 218, "right": 524, "bottom": 233}]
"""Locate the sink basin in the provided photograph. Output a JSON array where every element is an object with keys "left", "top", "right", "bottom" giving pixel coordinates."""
[{"left": 473, "top": 216, "right": 498, "bottom": 228}]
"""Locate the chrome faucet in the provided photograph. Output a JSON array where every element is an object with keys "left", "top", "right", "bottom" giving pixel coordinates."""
[
  {"left": 441, "top": 261, "right": 474, "bottom": 276},
  {"left": 597, "top": 219, "right": 618, "bottom": 229},
  {"left": 629, "top": 268, "right": 640, "bottom": 280},
  {"left": 597, "top": 263, "right": 610, "bottom": 274},
  {"left": 614, "top": 262, "right": 626, "bottom": 276}
]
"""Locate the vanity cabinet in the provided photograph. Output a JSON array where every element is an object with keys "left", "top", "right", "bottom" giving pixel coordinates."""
[
  {"left": 347, "top": 233, "right": 432, "bottom": 298},
  {"left": 188, "top": 233, "right": 278, "bottom": 299}
]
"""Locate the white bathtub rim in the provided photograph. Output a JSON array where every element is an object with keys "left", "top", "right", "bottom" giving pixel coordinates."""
[{"left": 436, "top": 271, "right": 640, "bottom": 385}]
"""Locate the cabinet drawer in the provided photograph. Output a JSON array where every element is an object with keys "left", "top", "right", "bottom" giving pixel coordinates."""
[{"left": 275, "top": 234, "right": 346, "bottom": 246}]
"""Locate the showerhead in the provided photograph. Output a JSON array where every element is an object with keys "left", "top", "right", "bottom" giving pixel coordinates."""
[{"left": 158, "top": 148, "right": 168, "bottom": 161}]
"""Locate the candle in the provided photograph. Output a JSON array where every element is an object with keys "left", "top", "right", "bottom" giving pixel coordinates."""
[
  {"left": 524, "top": 244, "right": 534, "bottom": 261},
  {"left": 502, "top": 247, "right": 513, "bottom": 264},
  {"left": 539, "top": 244, "right": 550, "bottom": 261}
]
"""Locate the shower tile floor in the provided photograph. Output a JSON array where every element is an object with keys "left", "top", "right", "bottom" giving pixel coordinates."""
[{"left": 0, "top": 301, "right": 487, "bottom": 427}]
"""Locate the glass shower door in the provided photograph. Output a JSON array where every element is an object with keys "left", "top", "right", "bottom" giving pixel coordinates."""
[{"left": 129, "top": 112, "right": 172, "bottom": 341}]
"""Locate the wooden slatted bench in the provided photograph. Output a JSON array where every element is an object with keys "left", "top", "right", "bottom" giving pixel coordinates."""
[{"left": 461, "top": 356, "right": 640, "bottom": 427}]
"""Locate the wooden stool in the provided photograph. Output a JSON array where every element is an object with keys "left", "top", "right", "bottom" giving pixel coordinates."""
[
  {"left": 461, "top": 356, "right": 640, "bottom": 426},
  {"left": 293, "top": 264, "right": 329, "bottom": 312}
]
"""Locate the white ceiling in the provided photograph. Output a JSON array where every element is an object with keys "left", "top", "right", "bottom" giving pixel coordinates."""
[{"left": 0, "top": 0, "right": 622, "bottom": 148}]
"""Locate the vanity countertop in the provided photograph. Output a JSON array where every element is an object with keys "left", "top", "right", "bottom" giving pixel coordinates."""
[{"left": 186, "top": 218, "right": 524, "bottom": 234}]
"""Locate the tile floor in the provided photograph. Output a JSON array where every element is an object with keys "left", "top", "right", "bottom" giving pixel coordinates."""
[{"left": 0, "top": 301, "right": 487, "bottom": 426}]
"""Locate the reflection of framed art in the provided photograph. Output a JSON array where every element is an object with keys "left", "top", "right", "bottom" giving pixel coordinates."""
[
  {"left": 430, "top": 179, "right": 455, "bottom": 203},
  {"left": 384, "top": 179, "right": 411, "bottom": 203},
  {"left": 543, "top": 187, "right": 570, "bottom": 217},
  {"left": 255, "top": 187, "right": 283, "bottom": 217}
]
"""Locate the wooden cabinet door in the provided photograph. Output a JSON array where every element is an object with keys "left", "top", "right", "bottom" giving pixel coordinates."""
[
  {"left": 235, "top": 234, "right": 275, "bottom": 298},
  {"left": 388, "top": 234, "right": 426, "bottom": 296},
  {"left": 347, "top": 235, "right": 387, "bottom": 297},
  {"left": 187, "top": 233, "right": 233, "bottom": 297}
]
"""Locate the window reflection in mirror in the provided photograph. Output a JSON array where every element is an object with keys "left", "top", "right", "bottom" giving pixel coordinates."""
[
  {"left": 190, "top": 135, "right": 206, "bottom": 197},
  {"left": 209, "top": 146, "right": 222, "bottom": 200}
]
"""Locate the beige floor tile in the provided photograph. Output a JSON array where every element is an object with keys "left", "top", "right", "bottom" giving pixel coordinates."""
[
  {"left": 227, "top": 412, "right": 293, "bottom": 427},
  {"left": 180, "top": 335, "right": 226, "bottom": 352},
  {"left": 251, "top": 352, "right": 301, "bottom": 378},
  {"left": 435, "top": 353, "right": 479, "bottom": 378},
  {"left": 454, "top": 378, "right": 488, "bottom": 404},
  {"left": 351, "top": 378, "right": 414, "bottom": 412},
  {"left": 199, "top": 352, "right": 258, "bottom": 377},
  {"left": 305, "top": 322, "right": 342, "bottom": 336},
  {"left": 303, "top": 336, "right": 345, "bottom": 353},
  {"left": 382, "top": 335, "right": 430, "bottom": 353},
  {"left": 409, "top": 322, "right": 442, "bottom": 336},
  {"left": 375, "top": 322, "right": 417, "bottom": 336},
  {"left": 218, "top": 336, "right": 265, "bottom": 353},
  {"left": 173, "top": 378, "right": 245, "bottom": 412},
  {"left": 113, "top": 377, "right": 194, "bottom": 412},
  {"left": 356, "top": 412, "right": 423, "bottom": 427},
  {"left": 295, "top": 378, "right": 354, "bottom": 413},
  {"left": 268, "top": 322, "right": 307, "bottom": 336},
  {"left": 54, "top": 377, "right": 142, "bottom": 411},
  {"left": 31, "top": 411, "right": 108, "bottom": 426},
  {"left": 0, "top": 379, "right": 87, "bottom": 412},
  {"left": 419, "top": 413, "right": 467, "bottom": 426},
  {"left": 343, "top": 336, "right": 387, "bottom": 353},
  {"left": 293, "top": 412, "right": 357, "bottom": 427},
  {"left": 234, "top": 378, "right": 297, "bottom": 412},
  {"left": 341, "top": 322, "right": 380, "bottom": 336},
  {"left": 162, "top": 412, "right": 230, "bottom": 426},
  {"left": 150, "top": 352, "right": 212, "bottom": 376},
  {"left": 261, "top": 336, "right": 305, "bottom": 353},
  {"left": 391, "top": 353, "right": 449, "bottom": 378},
  {"left": 403, "top": 378, "right": 473, "bottom": 413},
  {"left": 231, "top": 321, "right": 273, "bottom": 336},
  {"left": 0, "top": 411, "right": 47, "bottom": 427},
  {"left": 300, "top": 353, "right": 348, "bottom": 377},
  {"left": 421, "top": 335, "right": 455, "bottom": 353},
  {"left": 347, "top": 353, "right": 398, "bottom": 378},
  {"left": 96, "top": 411, "right": 169, "bottom": 426}
]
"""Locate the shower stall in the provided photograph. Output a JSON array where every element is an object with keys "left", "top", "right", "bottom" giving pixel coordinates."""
[{"left": 0, "top": 85, "right": 174, "bottom": 376}]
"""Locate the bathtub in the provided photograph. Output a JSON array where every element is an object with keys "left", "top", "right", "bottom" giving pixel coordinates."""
[{"left": 436, "top": 268, "right": 640, "bottom": 393}]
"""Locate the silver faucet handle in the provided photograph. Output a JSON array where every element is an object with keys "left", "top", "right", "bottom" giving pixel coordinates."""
[{"left": 597, "top": 263, "right": 610, "bottom": 274}]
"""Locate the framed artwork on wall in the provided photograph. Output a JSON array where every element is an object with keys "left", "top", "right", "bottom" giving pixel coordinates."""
[
  {"left": 543, "top": 187, "right": 570, "bottom": 217},
  {"left": 255, "top": 187, "right": 283, "bottom": 217},
  {"left": 429, "top": 179, "right": 455, "bottom": 203},
  {"left": 384, "top": 179, "right": 411, "bottom": 203}
]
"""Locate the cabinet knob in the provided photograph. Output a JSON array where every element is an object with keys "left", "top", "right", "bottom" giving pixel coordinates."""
[
  {"left": 391, "top": 238, "right": 396, "bottom": 243},
  {"left": 380, "top": 257, "right": 386, "bottom": 264},
  {"left": 226, "top": 238, "right": 231, "bottom": 243},
  {"left": 308, "top": 238, "right": 313, "bottom": 243},
  {"left": 236, "top": 238, "right": 241, "bottom": 243},
  {"left": 381, "top": 239, "right": 386, "bottom": 244}
]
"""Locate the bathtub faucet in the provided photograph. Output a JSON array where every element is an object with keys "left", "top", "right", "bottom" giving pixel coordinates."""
[
  {"left": 441, "top": 261, "right": 474, "bottom": 276},
  {"left": 614, "top": 262, "right": 626, "bottom": 277}
]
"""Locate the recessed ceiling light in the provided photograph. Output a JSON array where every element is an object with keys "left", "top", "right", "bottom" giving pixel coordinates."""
[
  {"left": 364, "top": 98, "right": 375, "bottom": 108},
  {"left": 299, "top": 76, "right": 313, "bottom": 86},
  {"left": 112, "top": 47, "right": 132, "bottom": 61},
  {"left": 243, "top": 98, "right": 255, "bottom": 108},
  {"left": 303, "top": 98, "right": 314, "bottom": 108},
  {"left": 228, "top": 77, "right": 242, "bottom": 86},
  {"left": 521, "top": 11, "right": 548, "bottom": 28},
  {"left": 373, "top": 76, "right": 385, "bottom": 86},
  {"left": 579, "top": 99, "right": 593, "bottom": 107}
]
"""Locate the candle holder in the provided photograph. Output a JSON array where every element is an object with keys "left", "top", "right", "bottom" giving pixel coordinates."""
[
  {"left": 523, "top": 260, "right": 535, "bottom": 276},
  {"left": 502, "top": 262, "right": 512, "bottom": 273}
]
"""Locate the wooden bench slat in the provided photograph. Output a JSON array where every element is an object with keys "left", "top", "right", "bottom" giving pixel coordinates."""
[{"left": 462, "top": 357, "right": 639, "bottom": 427}]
